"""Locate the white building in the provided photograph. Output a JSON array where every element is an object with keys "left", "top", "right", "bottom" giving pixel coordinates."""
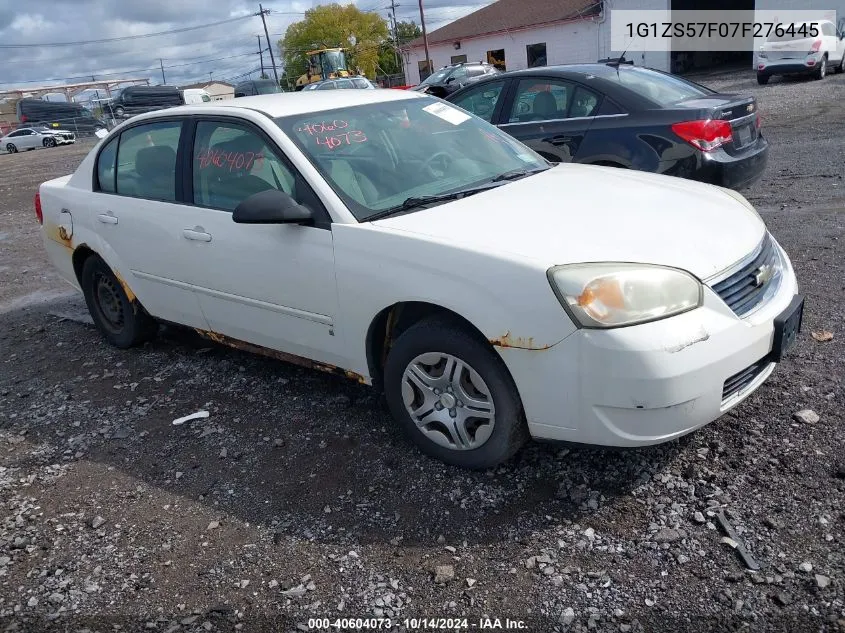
[
  {"left": 180, "top": 81, "right": 235, "bottom": 101},
  {"left": 404, "top": 0, "right": 845, "bottom": 83}
]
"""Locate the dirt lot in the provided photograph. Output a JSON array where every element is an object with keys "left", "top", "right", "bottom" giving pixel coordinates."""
[{"left": 0, "top": 71, "right": 843, "bottom": 633}]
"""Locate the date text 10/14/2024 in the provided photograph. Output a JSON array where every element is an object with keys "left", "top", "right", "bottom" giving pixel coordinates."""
[{"left": 307, "top": 618, "right": 528, "bottom": 630}]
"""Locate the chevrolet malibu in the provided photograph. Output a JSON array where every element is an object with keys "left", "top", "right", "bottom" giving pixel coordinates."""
[{"left": 36, "top": 90, "right": 804, "bottom": 469}]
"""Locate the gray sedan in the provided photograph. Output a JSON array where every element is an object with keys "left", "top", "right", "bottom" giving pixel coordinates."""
[{"left": 2, "top": 127, "right": 75, "bottom": 153}]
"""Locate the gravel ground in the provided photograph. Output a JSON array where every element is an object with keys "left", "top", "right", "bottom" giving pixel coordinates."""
[{"left": 0, "top": 72, "right": 843, "bottom": 633}]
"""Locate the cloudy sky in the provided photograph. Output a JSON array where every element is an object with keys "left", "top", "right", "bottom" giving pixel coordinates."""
[{"left": 0, "top": 0, "right": 488, "bottom": 98}]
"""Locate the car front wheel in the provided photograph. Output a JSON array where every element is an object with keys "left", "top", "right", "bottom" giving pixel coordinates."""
[
  {"left": 383, "top": 316, "right": 527, "bottom": 469},
  {"left": 43, "top": 137, "right": 56, "bottom": 148},
  {"left": 81, "top": 254, "right": 157, "bottom": 349}
]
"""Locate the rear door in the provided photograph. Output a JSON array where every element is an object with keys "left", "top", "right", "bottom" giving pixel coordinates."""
[
  {"left": 90, "top": 118, "right": 209, "bottom": 328},
  {"left": 497, "top": 77, "right": 601, "bottom": 163}
]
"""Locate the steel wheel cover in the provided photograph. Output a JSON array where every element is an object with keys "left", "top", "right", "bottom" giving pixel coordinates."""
[{"left": 401, "top": 352, "right": 495, "bottom": 451}]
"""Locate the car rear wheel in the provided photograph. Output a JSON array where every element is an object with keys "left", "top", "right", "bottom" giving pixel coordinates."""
[
  {"left": 43, "top": 137, "right": 56, "bottom": 148},
  {"left": 756, "top": 73, "right": 770, "bottom": 85},
  {"left": 81, "top": 254, "right": 157, "bottom": 349},
  {"left": 814, "top": 56, "right": 827, "bottom": 80},
  {"left": 383, "top": 316, "right": 527, "bottom": 469},
  {"left": 6, "top": 143, "right": 16, "bottom": 153},
  {"left": 837, "top": 55, "right": 845, "bottom": 74}
]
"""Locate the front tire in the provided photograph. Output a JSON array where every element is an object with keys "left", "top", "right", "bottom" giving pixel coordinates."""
[
  {"left": 80, "top": 255, "right": 157, "bottom": 349},
  {"left": 383, "top": 316, "right": 527, "bottom": 469},
  {"left": 6, "top": 143, "right": 16, "bottom": 153},
  {"left": 43, "top": 137, "right": 56, "bottom": 148}
]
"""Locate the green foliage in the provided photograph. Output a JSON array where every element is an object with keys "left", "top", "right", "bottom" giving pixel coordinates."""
[
  {"left": 377, "top": 21, "right": 421, "bottom": 75},
  {"left": 280, "top": 3, "right": 390, "bottom": 81}
]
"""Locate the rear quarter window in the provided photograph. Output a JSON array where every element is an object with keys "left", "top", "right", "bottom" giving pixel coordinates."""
[{"left": 606, "top": 68, "right": 714, "bottom": 106}]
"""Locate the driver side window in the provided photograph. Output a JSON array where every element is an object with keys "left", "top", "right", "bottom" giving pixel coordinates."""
[{"left": 449, "top": 81, "right": 506, "bottom": 122}]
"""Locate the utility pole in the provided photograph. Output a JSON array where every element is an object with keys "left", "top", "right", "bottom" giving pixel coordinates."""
[
  {"left": 388, "top": 7, "right": 400, "bottom": 72},
  {"left": 418, "top": 0, "right": 431, "bottom": 79},
  {"left": 159, "top": 59, "right": 166, "bottom": 85},
  {"left": 257, "top": 35, "right": 265, "bottom": 77},
  {"left": 259, "top": 4, "right": 280, "bottom": 85}
]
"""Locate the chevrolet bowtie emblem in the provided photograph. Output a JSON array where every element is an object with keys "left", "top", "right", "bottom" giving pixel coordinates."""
[{"left": 754, "top": 264, "right": 773, "bottom": 287}]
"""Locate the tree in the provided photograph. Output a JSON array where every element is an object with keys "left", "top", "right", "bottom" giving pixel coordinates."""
[
  {"left": 377, "top": 20, "right": 422, "bottom": 75},
  {"left": 280, "top": 3, "right": 389, "bottom": 82}
]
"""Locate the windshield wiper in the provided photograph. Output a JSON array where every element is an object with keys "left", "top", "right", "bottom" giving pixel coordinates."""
[
  {"left": 490, "top": 167, "right": 549, "bottom": 183},
  {"left": 366, "top": 183, "right": 500, "bottom": 222}
]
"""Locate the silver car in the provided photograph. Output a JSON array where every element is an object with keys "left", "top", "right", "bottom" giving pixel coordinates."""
[
  {"left": 302, "top": 77, "right": 378, "bottom": 91},
  {"left": 2, "top": 127, "right": 75, "bottom": 153}
]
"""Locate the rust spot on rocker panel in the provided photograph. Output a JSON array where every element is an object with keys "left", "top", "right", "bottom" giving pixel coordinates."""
[
  {"left": 489, "top": 331, "right": 552, "bottom": 350},
  {"left": 195, "top": 329, "right": 369, "bottom": 385}
]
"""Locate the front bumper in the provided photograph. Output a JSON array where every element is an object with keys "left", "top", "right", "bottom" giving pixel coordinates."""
[{"left": 502, "top": 238, "right": 799, "bottom": 447}]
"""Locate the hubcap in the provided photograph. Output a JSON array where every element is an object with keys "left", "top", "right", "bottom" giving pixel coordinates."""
[
  {"left": 401, "top": 352, "right": 495, "bottom": 451},
  {"left": 94, "top": 273, "right": 124, "bottom": 331}
]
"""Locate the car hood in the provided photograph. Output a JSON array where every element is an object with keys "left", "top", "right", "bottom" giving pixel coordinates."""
[
  {"left": 43, "top": 129, "right": 73, "bottom": 134},
  {"left": 372, "top": 164, "right": 766, "bottom": 281}
]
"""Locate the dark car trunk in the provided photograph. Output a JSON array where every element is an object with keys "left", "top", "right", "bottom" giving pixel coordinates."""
[{"left": 671, "top": 94, "right": 760, "bottom": 156}]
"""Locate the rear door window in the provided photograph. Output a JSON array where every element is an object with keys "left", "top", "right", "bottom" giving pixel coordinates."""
[
  {"left": 508, "top": 79, "right": 572, "bottom": 123},
  {"left": 96, "top": 136, "right": 119, "bottom": 193},
  {"left": 115, "top": 121, "right": 182, "bottom": 202},
  {"left": 569, "top": 86, "right": 601, "bottom": 118}
]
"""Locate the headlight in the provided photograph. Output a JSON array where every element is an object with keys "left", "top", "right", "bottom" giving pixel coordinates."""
[{"left": 547, "top": 264, "right": 703, "bottom": 329}]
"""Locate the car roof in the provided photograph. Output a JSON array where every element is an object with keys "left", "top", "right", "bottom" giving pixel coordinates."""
[{"left": 167, "top": 89, "right": 424, "bottom": 118}]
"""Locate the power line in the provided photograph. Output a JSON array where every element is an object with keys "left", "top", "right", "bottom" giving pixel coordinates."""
[{"left": 0, "top": 14, "right": 258, "bottom": 49}]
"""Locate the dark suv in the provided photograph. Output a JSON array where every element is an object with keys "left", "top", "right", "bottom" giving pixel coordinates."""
[{"left": 411, "top": 62, "right": 499, "bottom": 98}]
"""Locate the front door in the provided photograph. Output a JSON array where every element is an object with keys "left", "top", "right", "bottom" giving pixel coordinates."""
[
  {"left": 498, "top": 77, "right": 600, "bottom": 163},
  {"left": 91, "top": 118, "right": 209, "bottom": 328},
  {"left": 179, "top": 118, "right": 341, "bottom": 366}
]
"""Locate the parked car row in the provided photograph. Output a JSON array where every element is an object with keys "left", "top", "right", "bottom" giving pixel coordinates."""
[{"left": 36, "top": 85, "right": 803, "bottom": 469}]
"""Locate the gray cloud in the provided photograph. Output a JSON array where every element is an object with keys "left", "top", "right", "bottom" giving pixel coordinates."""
[{"left": 0, "top": 0, "right": 485, "bottom": 94}]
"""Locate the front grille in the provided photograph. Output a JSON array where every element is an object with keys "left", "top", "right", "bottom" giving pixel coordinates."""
[
  {"left": 722, "top": 358, "right": 770, "bottom": 402},
  {"left": 711, "top": 233, "right": 779, "bottom": 317}
]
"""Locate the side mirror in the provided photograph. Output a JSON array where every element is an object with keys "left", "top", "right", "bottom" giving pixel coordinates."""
[{"left": 232, "top": 189, "right": 313, "bottom": 225}]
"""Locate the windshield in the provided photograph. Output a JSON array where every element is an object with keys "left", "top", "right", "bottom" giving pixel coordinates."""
[
  {"left": 418, "top": 67, "right": 452, "bottom": 87},
  {"left": 590, "top": 66, "right": 714, "bottom": 105},
  {"left": 321, "top": 50, "right": 345, "bottom": 75},
  {"left": 276, "top": 96, "right": 548, "bottom": 221}
]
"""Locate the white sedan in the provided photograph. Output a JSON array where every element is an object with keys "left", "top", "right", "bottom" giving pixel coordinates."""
[
  {"left": 36, "top": 89, "right": 803, "bottom": 469},
  {"left": 3, "top": 127, "right": 75, "bottom": 153}
]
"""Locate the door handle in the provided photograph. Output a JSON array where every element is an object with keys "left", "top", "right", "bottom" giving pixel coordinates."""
[
  {"left": 182, "top": 228, "right": 212, "bottom": 242},
  {"left": 97, "top": 212, "right": 118, "bottom": 225}
]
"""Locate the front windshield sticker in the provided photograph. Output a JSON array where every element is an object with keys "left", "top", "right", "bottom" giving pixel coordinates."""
[
  {"left": 298, "top": 119, "right": 369, "bottom": 151},
  {"left": 422, "top": 102, "right": 471, "bottom": 126}
]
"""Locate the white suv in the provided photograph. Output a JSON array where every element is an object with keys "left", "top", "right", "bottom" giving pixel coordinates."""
[{"left": 757, "top": 19, "right": 845, "bottom": 83}]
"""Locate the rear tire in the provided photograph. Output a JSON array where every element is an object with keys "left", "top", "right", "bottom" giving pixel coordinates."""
[
  {"left": 814, "top": 56, "right": 827, "bottom": 80},
  {"left": 837, "top": 55, "right": 845, "bottom": 74},
  {"left": 383, "top": 316, "right": 528, "bottom": 469},
  {"left": 80, "top": 254, "right": 157, "bottom": 349},
  {"left": 756, "top": 74, "right": 770, "bottom": 85},
  {"left": 6, "top": 143, "right": 16, "bottom": 153}
]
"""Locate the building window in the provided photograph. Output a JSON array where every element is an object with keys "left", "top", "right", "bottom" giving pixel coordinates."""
[
  {"left": 451, "top": 54, "right": 467, "bottom": 64},
  {"left": 527, "top": 43, "right": 547, "bottom": 68},
  {"left": 486, "top": 49, "right": 506, "bottom": 71}
]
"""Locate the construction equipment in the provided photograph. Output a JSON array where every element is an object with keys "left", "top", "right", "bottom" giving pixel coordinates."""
[{"left": 295, "top": 48, "right": 351, "bottom": 90}]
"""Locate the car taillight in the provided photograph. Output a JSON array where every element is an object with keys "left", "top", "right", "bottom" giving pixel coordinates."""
[
  {"left": 671, "top": 119, "right": 733, "bottom": 152},
  {"left": 810, "top": 40, "right": 822, "bottom": 53},
  {"left": 34, "top": 192, "right": 43, "bottom": 225}
]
